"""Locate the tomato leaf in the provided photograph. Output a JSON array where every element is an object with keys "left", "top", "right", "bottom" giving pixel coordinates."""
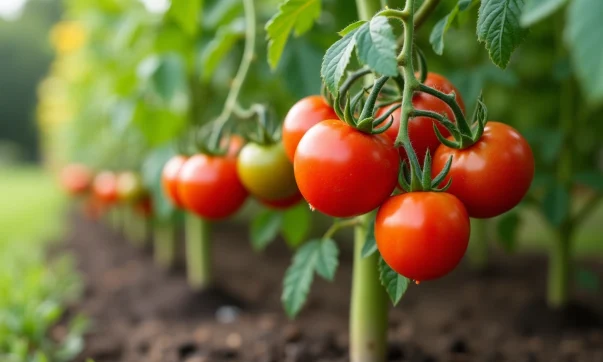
[
  {"left": 361, "top": 217, "right": 378, "bottom": 258},
  {"left": 315, "top": 238, "right": 339, "bottom": 281},
  {"left": 477, "top": 0, "right": 528, "bottom": 69},
  {"left": 167, "top": 0, "right": 202, "bottom": 36},
  {"left": 321, "top": 26, "right": 359, "bottom": 95},
  {"left": 541, "top": 184, "right": 570, "bottom": 226},
  {"left": 151, "top": 54, "right": 188, "bottom": 106},
  {"left": 338, "top": 20, "right": 367, "bottom": 36},
  {"left": 378, "top": 257, "right": 409, "bottom": 306},
  {"left": 565, "top": 0, "right": 603, "bottom": 106},
  {"left": 429, "top": 0, "right": 476, "bottom": 55},
  {"left": 573, "top": 171, "right": 603, "bottom": 193},
  {"left": 520, "top": 0, "right": 566, "bottom": 27},
  {"left": 281, "top": 240, "right": 321, "bottom": 318},
  {"left": 496, "top": 211, "right": 520, "bottom": 252},
  {"left": 265, "top": 0, "right": 321, "bottom": 69},
  {"left": 281, "top": 202, "right": 312, "bottom": 248},
  {"left": 251, "top": 210, "right": 283, "bottom": 251},
  {"left": 354, "top": 16, "right": 398, "bottom": 77},
  {"left": 200, "top": 19, "right": 245, "bottom": 82}
]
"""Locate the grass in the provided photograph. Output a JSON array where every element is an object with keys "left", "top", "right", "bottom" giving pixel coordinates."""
[{"left": 0, "top": 166, "right": 86, "bottom": 362}]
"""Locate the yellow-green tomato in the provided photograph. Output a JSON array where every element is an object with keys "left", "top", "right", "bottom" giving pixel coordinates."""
[
  {"left": 116, "top": 171, "right": 145, "bottom": 203},
  {"left": 236, "top": 142, "right": 299, "bottom": 201}
]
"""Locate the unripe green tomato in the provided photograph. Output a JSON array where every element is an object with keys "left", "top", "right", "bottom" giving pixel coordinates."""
[
  {"left": 116, "top": 171, "right": 145, "bottom": 203},
  {"left": 236, "top": 142, "right": 299, "bottom": 201}
]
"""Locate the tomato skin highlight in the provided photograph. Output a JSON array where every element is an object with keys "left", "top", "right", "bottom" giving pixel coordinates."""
[
  {"left": 92, "top": 171, "right": 119, "bottom": 205},
  {"left": 60, "top": 163, "right": 93, "bottom": 195},
  {"left": 237, "top": 142, "right": 299, "bottom": 201},
  {"left": 377, "top": 72, "right": 465, "bottom": 164},
  {"left": 375, "top": 192, "right": 470, "bottom": 281},
  {"left": 294, "top": 119, "right": 400, "bottom": 218},
  {"left": 162, "top": 155, "right": 187, "bottom": 208},
  {"left": 282, "top": 95, "right": 339, "bottom": 162},
  {"left": 178, "top": 154, "right": 248, "bottom": 220},
  {"left": 432, "top": 121, "right": 534, "bottom": 219}
]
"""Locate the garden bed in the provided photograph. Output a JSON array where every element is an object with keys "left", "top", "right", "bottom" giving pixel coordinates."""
[{"left": 68, "top": 213, "right": 603, "bottom": 362}]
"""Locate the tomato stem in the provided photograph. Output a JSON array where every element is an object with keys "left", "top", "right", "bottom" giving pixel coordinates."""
[
  {"left": 547, "top": 225, "right": 572, "bottom": 309},
  {"left": 185, "top": 213, "right": 213, "bottom": 290},
  {"left": 323, "top": 218, "right": 362, "bottom": 240},
  {"left": 154, "top": 217, "right": 177, "bottom": 269},
  {"left": 467, "top": 218, "right": 489, "bottom": 271},
  {"left": 350, "top": 213, "right": 388, "bottom": 362}
]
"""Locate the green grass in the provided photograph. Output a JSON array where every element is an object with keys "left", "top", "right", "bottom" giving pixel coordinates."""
[{"left": 0, "top": 167, "right": 86, "bottom": 362}]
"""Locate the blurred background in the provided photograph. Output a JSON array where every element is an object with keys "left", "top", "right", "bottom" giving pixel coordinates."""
[{"left": 1, "top": 0, "right": 602, "bottom": 361}]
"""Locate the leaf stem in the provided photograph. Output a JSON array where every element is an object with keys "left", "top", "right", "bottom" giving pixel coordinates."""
[
  {"left": 323, "top": 218, "right": 362, "bottom": 240},
  {"left": 414, "top": 0, "right": 442, "bottom": 28}
]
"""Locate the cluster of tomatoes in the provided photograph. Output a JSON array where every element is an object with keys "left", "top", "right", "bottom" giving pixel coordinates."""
[
  {"left": 59, "top": 164, "right": 152, "bottom": 219},
  {"left": 161, "top": 135, "right": 303, "bottom": 219},
  {"left": 287, "top": 73, "right": 534, "bottom": 282}
]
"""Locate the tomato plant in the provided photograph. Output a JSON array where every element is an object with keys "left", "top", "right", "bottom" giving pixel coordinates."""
[
  {"left": 237, "top": 142, "right": 299, "bottom": 202},
  {"left": 116, "top": 171, "right": 146, "bottom": 203},
  {"left": 60, "top": 163, "right": 93, "bottom": 196},
  {"left": 162, "top": 155, "right": 187, "bottom": 208},
  {"left": 92, "top": 171, "right": 118, "bottom": 205},
  {"left": 375, "top": 192, "right": 470, "bottom": 282},
  {"left": 282, "top": 95, "right": 339, "bottom": 161},
  {"left": 178, "top": 154, "right": 249, "bottom": 220},
  {"left": 432, "top": 121, "right": 535, "bottom": 218},
  {"left": 294, "top": 119, "right": 400, "bottom": 218}
]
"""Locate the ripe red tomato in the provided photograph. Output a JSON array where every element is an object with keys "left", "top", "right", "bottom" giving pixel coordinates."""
[
  {"left": 92, "top": 171, "right": 118, "bottom": 205},
  {"left": 60, "top": 163, "right": 93, "bottom": 195},
  {"left": 237, "top": 142, "right": 299, "bottom": 201},
  {"left": 375, "top": 192, "right": 470, "bottom": 281},
  {"left": 116, "top": 171, "right": 145, "bottom": 203},
  {"left": 282, "top": 95, "right": 338, "bottom": 162},
  {"left": 377, "top": 72, "right": 465, "bottom": 164},
  {"left": 294, "top": 119, "right": 400, "bottom": 218},
  {"left": 258, "top": 191, "right": 303, "bottom": 209},
  {"left": 178, "top": 154, "right": 248, "bottom": 220},
  {"left": 162, "top": 155, "right": 187, "bottom": 208},
  {"left": 431, "top": 121, "right": 534, "bottom": 218}
]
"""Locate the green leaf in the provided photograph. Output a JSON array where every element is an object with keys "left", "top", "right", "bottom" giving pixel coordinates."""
[
  {"left": 477, "top": 0, "right": 528, "bottom": 68},
  {"left": 576, "top": 268, "right": 599, "bottom": 292},
  {"left": 315, "top": 238, "right": 339, "bottom": 280},
  {"left": 251, "top": 210, "right": 283, "bottom": 251},
  {"left": 496, "top": 211, "right": 520, "bottom": 252},
  {"left": 574, "top": 171, "right": 603, "bottom": 193},
  {"left": 520, "top": 0, "right": 566, "bottom": 27},
  {"left": 541, "top": 184, "right": 570, "bottom": 226},
  {"left": 321, "top": 27, "right": 358, "bottom": 95},
  {"left": 338, "top": 20, "right": 367, "bottom": 36},
  {"left": 361, "top": 217, "right": 378, "bottom": 258},
  {"left": 265, "top": 0, "right": 321, "bottom": 69},
  {"left": 167, "top": 0, "right": 202, "bottom": 36},
  {"left": 281, "top": 240, "right": 321, "bottom": 318},
  {"left": 355, "top": 16, "right": 398, "bottom": 76},
  {"left": 152, "top": 54, "right": 188, "bottom": 105},
  {"left": 200, "top": 20, "right": 245, "bottom": 82},
  {"left": 281, "top": 202, "right": 312, "bottom": 248},
  {"left": 430, "top": 12, "right": 456, "bottom": 56},
  {"left": 565, "top": 0, "right": 603, "bottom": 105},
  {"left": 459, "top": 0, "right": 474, "bottom": 10},
  {"left": 379, "top": 257, "right": 410, "bottom": 306}
]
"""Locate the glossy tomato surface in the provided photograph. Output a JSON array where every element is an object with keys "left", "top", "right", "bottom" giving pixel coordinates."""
[
  {"left": 162, "top": 155, "right": 187, "bottom": 208},
  {"left": 282, "top": 95, "right": 338, "bottom": 162},
  {"left": 378, "top": 72, "right": 465, "bottom": 164},
  {"left": 294, "top": 119, "right": 400, "bottom": 218},
  {"left": 92, "top": 171, "right": 118, "bottom": 205},
  {"left": 431, "top": 121, "right": 534, "bottom": 218},
  {"left": 60, "top": 163, "right": 93, "bottom": 195},
  {"left": 178, "top": 154, "right": 248, "bottom": 220},
  {"left": 376, "top": 192, "right": 470, "bottom": 281},
  {"left": 237, "top": 142, "right": 299, "bottom": 201}
]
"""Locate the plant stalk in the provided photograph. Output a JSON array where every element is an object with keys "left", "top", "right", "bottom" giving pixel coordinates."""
[
  {"left": 350, "top": 213, "right": 389, "bottom": 362},
  {"left": 154, "top": 219, "right": 176, "bottom": 269},
  {"left": 547, "top": 226, "right": 572, "bottom": 309},
  {"left": 468, "top": 218, "right": 489, "bottom": 271},
  {"left": 185, "top": 213, "right": 213, "bottom": 290}
]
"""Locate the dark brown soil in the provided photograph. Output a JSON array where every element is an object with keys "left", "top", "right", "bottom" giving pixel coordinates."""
[{"left": 65, "top": 213, "right": 603, "bottom": 362}]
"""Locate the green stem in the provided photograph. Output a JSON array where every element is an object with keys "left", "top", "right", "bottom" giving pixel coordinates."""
[
  {"left": 185, "top": 213, "right": 212, "bottom": 290},
  {"left": 350, "top": 213, "right": 388, "bottom": 362},
  {"left": 414, "top": 0, "right": 441, "bottom": 28},
  {"left": 154, "top": 219, "right": 176, "bottom": 269},
  {"left": 468, "top": 218, "right": 488, "bottom": 271},
  {"left": 547, "top": 227, "right": 572, "bottom": 309}
]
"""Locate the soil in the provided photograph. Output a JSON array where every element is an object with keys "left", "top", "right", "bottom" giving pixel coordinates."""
[{"left": 63, "top": 212, "right": 603, "bottom": 362}]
